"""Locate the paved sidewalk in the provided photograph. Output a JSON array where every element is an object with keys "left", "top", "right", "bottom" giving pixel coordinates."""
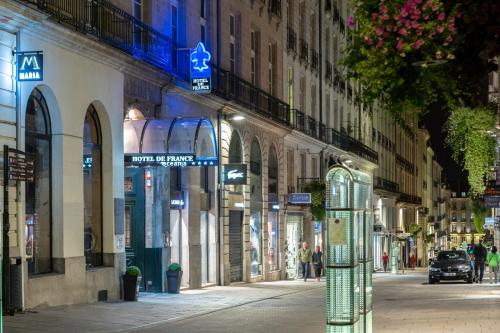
[{"left": 4, "top": 280, "right": 323, "bottom": 333}]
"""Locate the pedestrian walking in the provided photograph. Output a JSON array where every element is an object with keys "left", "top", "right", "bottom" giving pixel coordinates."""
[
  {"left": 382, "top": 252, "right": 389, "bottom": 272},
  {"left": 487, "top": 246, "right": 500, "bottom": 284},
  {"left": 298, "top": 241, "right": 312, "bottom": 282},
  {"left": 473, "top": 239, "right": 488, "bottom": 283},
  {"left": 409, "top": 253, "right": 416, "bottom": 269},
  {"left": 312, "top": 245, "right": 323, "bottom": 282}
]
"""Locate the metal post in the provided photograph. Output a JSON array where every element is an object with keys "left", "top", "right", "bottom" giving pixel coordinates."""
[{"left": 2, "top": 145, "right": 10, "bottom": 316}]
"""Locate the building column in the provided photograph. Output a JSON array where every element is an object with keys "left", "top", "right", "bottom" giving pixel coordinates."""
[{"left": 185, "top": 167, "right": 202, "bottom": 289}]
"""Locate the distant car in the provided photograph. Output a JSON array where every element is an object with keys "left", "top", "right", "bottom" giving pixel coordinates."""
[{"left": 428, "top": 250, "right": 473, "bottom": 284}]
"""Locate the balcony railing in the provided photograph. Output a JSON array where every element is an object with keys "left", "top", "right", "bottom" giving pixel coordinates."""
[
  {"left": 396, "top": 153, "right": 415, "bottom": 173},
  {"left": 399, "top": 193, "right": 422, "bottom": 205},
  {"left": 311, "top": 49, "right": 319, "bottom": 72},
  {"left": 297, "top": 177, "right": 320, "bottom": 193},
  {"left": 299, "top": 39, "right": 309, "bottom": 64},
  {"left": 23, "top": 0, "right": 177, "bottom": 73},
  {"left": 211, "top": 65, "right": 289, "bottom": 124},
  {"left": 287, "top": 27, "right": 297, "bottom": 54},
  {"left": 22, "top": 0, "right": 378, "bottom": 166},
  {"left": 374, "top": 177, "right": 399, "bottom": 194}
]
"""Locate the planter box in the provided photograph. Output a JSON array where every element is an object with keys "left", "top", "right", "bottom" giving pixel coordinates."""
[
  {"left": 166, "top": 271, "right": 183, "bottom": 294},
  {"left": 123, "top": 275, "right": 140, "bottom": 301}
]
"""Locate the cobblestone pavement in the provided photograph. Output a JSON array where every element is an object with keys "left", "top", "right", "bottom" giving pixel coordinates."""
[{"left": 5, "top": 271, "right": 500, "bottom": 333}]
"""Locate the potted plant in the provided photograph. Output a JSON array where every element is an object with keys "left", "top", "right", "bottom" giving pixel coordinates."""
[
  {"left": 123, "top": 266, "right": 141, "bottom": 301},
  {"left": 166, "top": 262, "right": 182, "bottom": 294}
]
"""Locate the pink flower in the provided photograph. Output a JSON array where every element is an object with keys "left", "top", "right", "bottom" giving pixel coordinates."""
[
  {"left": 381, "top": 14, "right": 389, "bottom": 21},
  {"left": 412, "top": 39, "right": 425, "bottom": 49},
  {"left": 371, "top": 13, "right": 379, "bottom": 21},
  {"left": 415, "top": 0, "right": 423, "bottom": 3},
  {"left": 437, "top": 26, "right": 444, "bottom": 33},
  {"left": 396, "top": 39, "right": 405, "bottom": 51},
  {"left": 448, "top": 22, "right": 455, "bottom": 32},
  {"left": 398, "top": 28, "right": 408, "bottom": 36},
  {"left": 423, "top": 15, "right": 429, "bottom": 20},
  {"left": 366, "top": 38, "right": 374, "bottom": 46},
  {"left": 347, "top": 15, "right": 356, "bottom": 29},
  {"left": 411, "top": 21, "right": 421, "bottom": 29},
  {"left": 377, "top": 39, "right": 383, "bottom": 49},
  {"left": 375, "top": 27, "right": 384, "bottom": 36},
  {"left": 438, "top": 12, "right": 446, "bottom": 21}
]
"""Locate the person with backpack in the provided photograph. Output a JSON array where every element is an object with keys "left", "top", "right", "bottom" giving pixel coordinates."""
[
  {"left": 487, "top": 246, "right": 500, "bottom": 284},
  {"left": 473, "top": 239, "right": 488, "bottom": 283}
]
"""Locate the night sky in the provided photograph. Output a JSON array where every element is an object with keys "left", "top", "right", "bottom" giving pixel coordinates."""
[{"left": 422, "top": 107, "right": 469, "bottom": 194}]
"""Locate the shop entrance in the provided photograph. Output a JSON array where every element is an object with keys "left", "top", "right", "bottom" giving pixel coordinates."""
[
  {"left": 229, "top": 210, "right": 244, "bottom": 282},
  {"left": 285, "top": 215, "right": 303, "bottom": 279},
  {"left": 124, "top": 168, "right": 163, "bottom": 292}
]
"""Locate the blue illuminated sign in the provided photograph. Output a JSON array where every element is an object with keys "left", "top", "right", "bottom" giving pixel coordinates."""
[
  {"left": 190, "top": 42, "right": 211, "bottom": 93},
  {"left": 124, "top": 153, "right": 217, "bottom": 167},
  {"left": 16, "top": 51, "right": 43, "bottom": 81},
  {"left": 288, "top": 193, "right": 312, "bottom": 205}
]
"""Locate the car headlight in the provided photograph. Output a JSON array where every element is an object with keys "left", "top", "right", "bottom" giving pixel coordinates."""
[
  {"left": 458, "top": 265, "right": 471, "bottom": 272},
  {"left": 429, "top": 267, "right": 441, "bottom": 272}
]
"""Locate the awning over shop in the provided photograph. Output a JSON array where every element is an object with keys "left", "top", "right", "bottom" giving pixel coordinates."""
[{"left": 124, "top": 117, "right": 218, "bottom": 167}]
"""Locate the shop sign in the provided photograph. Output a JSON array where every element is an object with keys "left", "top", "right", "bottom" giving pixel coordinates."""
[
  {"left": 223, "top": 163, "right": 247, "bottom": 185},
  {"left": 190, "top": 42, "right": 211, "bottom": 93},
  {"left": 125, "top": 153, "right": 216, "bottom": 167},
  {"left": 287, "top": 193, "right": 311, "bottom": 205},
  {"left": 83, "top": 156, "right": 92, "bottom": 169},
  {"left": 16, "top": 51, "right": 43, "bottom": 81},
  {"left": 484, "top": 217, "right": 495, "bottom": 229},
  {"left": 495, "top": 216, "right": 500, "bottom": 229},
  {"left": 484, "top": 195, "right": 500, "bottom": 208}
]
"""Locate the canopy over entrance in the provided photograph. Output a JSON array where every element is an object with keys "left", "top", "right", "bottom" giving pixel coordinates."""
[{"left": 124, "top": 117, "right": 218, "bottom": 167}]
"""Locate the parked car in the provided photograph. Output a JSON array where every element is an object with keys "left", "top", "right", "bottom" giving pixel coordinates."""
[{"left": 428, "top": 250, "right": 473, "bottom": 284}]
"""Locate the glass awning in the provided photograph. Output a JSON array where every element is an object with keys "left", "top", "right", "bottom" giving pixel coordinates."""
[{"left": 124, "top": 117, "right": 218, "bottom": 167}]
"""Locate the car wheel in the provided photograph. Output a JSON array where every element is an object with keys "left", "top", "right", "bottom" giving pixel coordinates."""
[
  {"left": 467, "top": 277, "right": 473, "bottom": 284},
  {"left": 429, "top": 278, "right": 435, "bottom": 284}
]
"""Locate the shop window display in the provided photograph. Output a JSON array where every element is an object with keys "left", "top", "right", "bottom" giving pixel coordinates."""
[
  {"left": 250, "top": 139, "right": 262, "bottom": 276},
  {"left": 25, "top": 88, "right": 52, "bottom": 275}
]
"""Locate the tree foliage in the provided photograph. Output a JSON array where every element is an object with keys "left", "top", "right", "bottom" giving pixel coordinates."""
[
  {"left": 303, "top": 180, "right": 326, "bottom": 221},
  {"left": 472, "top": 199, "right": 485, "bottom": 234},
  {"left": 446, "top": 105, "right": 497, "bottom": 194}
]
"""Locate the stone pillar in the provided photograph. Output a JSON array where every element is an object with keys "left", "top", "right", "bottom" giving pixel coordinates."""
[{"left": 185, "top": 167, "right": 201, "bottom": 289}]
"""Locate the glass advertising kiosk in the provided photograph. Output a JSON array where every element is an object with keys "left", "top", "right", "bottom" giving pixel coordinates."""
[
  {"left": 326, "top": 166, "right": 373, "bottom": 333},
  {"left": 123, "top": 116, "right": 217, "bottom": 292}
]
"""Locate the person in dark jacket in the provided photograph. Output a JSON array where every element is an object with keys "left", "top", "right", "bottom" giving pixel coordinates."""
[
  {"left": 473, "top": 239, "right": 488, "bottom": 283},
  {"left": 312, "top": 246, "right": 323, "bottom": 282}
]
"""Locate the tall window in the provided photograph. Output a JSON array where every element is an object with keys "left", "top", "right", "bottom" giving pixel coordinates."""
[
  {"left": 83, "top": 105, "right": 102, "bottom": 267},
  {"left": 299, "top": 76, "right": 306, "bottom": 112},
  {"left": 229, "top": 14, "right": 236, "bottom": 73},
  {"left": 200, "top": 0, "right": 206, "bottom": 18},
  {"left": 268, "top": 42, "right": 277, "bottom": 95},
  {"left": 133, "top": 0, "right": 142, "bottom": 47},
  {"left": 250, "top": 30, "right": 259, "bottom": 86},
  {"left": 25, "top": 88, "right": 52, "bottom": 275},
  {"left": 172, "top": 5, "right": 178, "bottom": 69},
  {"left": 268, "top": 146, "right": 279, "bottom": 271},
  {"left": 250, "top": 139, "right": 263, "bottom": 276}
]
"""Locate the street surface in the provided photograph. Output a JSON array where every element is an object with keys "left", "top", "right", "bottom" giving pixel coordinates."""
[{"left": 5, "top": 270, "right": 500, "bottom": 333}]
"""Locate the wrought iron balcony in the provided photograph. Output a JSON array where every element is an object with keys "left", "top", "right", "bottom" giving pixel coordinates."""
[
  {"left": 287, "top": 27, "right": 297, "bottom": 54},
  {"left": 374, "top": 177, "right": 399, "bottom": 194},
  {"left": 299, "top": 39, "right": 309, "bottom": 64},
  {"left": 311, "top": 49, "right": 319, "bottom": 72},
  {"left": 326, "top": 128, "right": 379, "bottom": 164},
  {"left": 211, "top": 65, "right": 290, "bottom": 124},
  {"left": 399, "top": 193, "right": 422, "bottom": 205},
  {"left": 396, "top": 153, "right": 415, "bottom": 173},
  {"left": 297, "top": 177, "right": 320, "bottom": 193},
  {"left": 22, "top": 0, "right": 177, "bottom": 73}
]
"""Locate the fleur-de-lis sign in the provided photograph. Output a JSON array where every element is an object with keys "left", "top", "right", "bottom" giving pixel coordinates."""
[{"left": 191, "top": 42, "right": 211, "bottom": 72}]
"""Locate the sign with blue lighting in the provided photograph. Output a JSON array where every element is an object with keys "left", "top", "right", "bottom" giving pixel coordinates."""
[
  {"left": 16, "top": 51, "right": 43, "bottom": 81},
  {"left": 288, "top": 193, "right": 312, "bottom": 205},
  {"left": 125, "top": 154, "right": 217, "bottom": 167},
  {"left": 190, "top": 42, "right": 211, "bottom": 93},
  {"left": 484, "top": 195, "right": 500, "bottom": 208}
]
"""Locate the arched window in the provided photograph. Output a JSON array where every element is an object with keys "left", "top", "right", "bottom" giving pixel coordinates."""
[
  {"left": 268, "top": 146, "right": 279, "bottom": 271},
  {"left": 83, "top": 105, "right": 103, "bottom": 267},
  {"left": 250, "top": 138, "right": 262, "bottom": 276},
  {"left": 25, "top": 88, "right": 52, "bottom": 275},
  {"left": 228, "top": 130, "right": 243, "bottom": 193}
]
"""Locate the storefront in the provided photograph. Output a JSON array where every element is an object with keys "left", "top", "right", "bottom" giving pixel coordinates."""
[
  {"left": 123, "top": 114, "right": 218, "bottom": 291},
  {"left": 285, "top": 213, "right": 303, "bottom": 279}
]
